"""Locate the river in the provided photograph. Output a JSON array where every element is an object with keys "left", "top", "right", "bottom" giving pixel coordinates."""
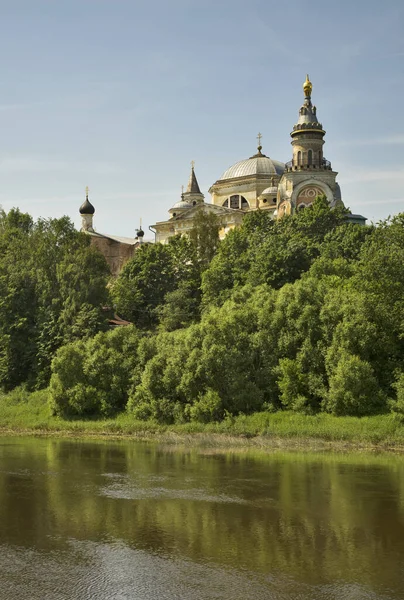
[{"left": 0, "top": 437, "right": 403, "bottom": 599}]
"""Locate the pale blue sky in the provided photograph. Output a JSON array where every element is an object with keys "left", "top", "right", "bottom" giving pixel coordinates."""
[{"left": 0, "top": 0, "right": 403, "bottom": 238}]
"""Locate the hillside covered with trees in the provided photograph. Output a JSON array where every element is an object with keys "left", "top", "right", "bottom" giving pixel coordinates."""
[{"left": 2, "top": 198, "right": 404, "bottom": 424}]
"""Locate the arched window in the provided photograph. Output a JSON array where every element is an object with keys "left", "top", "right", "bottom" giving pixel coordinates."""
[
  {"left": 230, "top": 195, "right": 239, "bottom": 209},
  {"left": 319, "top": 150, "right": 322, "bottom": 165},
  {"left": 308, "top": 150, "right": 313, "bottom": 166},
  {"left": 297, "top": 151, "right": 302, "bottom": 166},
  {"left": 223, "top": 195, "right": 250, "bottom": 209}
]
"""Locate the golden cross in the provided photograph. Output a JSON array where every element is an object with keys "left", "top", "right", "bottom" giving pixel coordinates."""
[
  {"left": 257, "top": 132, "right": 262, "bottom": 147},
  {"left": 181, "top": 185, "right": 184, "bottom": 194},
  {"left": 85, "top": 185, "right": 89, "bottom": 198},
  {"left": 191, "top": 160, "right": 195, "bottom": 169}
]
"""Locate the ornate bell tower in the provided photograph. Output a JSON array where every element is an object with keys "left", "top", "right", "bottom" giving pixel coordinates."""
[
  {"left": 290, "top": 75, "right": 327, "bottom": 170},
  {"left": 277, "top": 76, "right": 343, "bottom": 216}
]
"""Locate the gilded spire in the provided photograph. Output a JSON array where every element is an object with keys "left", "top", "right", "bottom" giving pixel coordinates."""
[{"left": 303, "top": 74, "right": 313, "bottom": 99}]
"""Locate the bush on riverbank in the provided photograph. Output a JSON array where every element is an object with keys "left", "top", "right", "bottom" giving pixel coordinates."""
[{"left": 49, "top": 326, "right": 142, "bottom": 417}]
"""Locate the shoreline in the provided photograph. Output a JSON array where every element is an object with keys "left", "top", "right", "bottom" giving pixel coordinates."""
[
  {"left": 2, "top": 389, "right": 404, "bottom": 454},
  {"left": 1, "top": 426, "right": 404, "bottom": 454}
]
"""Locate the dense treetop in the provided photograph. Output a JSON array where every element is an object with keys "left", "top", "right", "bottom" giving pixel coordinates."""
[{"left": 3, "top": 200, "right": 404, "bottom": 422}]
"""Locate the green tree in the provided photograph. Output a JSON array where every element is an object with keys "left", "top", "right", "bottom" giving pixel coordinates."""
[
  {"left": 390, "top": 372, "right": 404, "bottom": 418},
  {"left": 188, "top": 208, "right": 220, "bottom": 270},
  {"left": 320, "top": 222, "right": 373, "bottom": 261},
  {"left": 49, "top": 325, "right": 141, "bottom": 417},
  {"left": 202, "top": 198, "right": 347, "bottom": 308},
  {"left": 247, "top": 196, "right": 347, "bottom": 288},
  {"left": 201, "top": 226, "right": 251, "bottom": 307},
  {"left": 111, "top": 243, "right": 175, "bottom": 327},
  {"left": 127, "top": 285, "right": 272, "bottom": 423},
  {"left": 112, "top": 226, "right": 217, "bottom": 331},
  {"left": 324, "top": 354, "right": 386, "bottom": 416},
  {"left": 157, "top": 282, "right": 200, "bottom": 331},
  {"left": 0, "top": 210, "right": 110, "bottom": 390}
]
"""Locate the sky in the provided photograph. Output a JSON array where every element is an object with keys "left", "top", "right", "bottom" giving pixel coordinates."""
[{"left": 0, "top": 0, "right": 403, "bottom": 238}]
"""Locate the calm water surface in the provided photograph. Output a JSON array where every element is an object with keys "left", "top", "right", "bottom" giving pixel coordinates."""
[{"left": 0, "top": 437, "right": 403, "bottom": 599}]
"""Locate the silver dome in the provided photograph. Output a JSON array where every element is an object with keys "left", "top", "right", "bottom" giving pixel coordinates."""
[
  {"left": 169, "top": 200, "right": 192, "bottom": 212},
  {"left": 219, "top": 156, "right": 285, "bottom": 180},
  {"left": 260, "top": 186, "right": 278, "bottom": 195}
]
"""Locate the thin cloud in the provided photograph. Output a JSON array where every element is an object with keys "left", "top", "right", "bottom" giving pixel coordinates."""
[
  {"left": 350, "top": 197, "right": 404, "bottom": 206},
  {"left": 0, "top": 102, "right": 45, "bottom": 112},
  {"left": 335, "top": 134, "right": 404, "bottom": 148},
  {"left": 342, "top": 169, "right": 404, "bottom": 184},
  {"left": 0, "top": 189, "right": 177, "bottom": 210},
  {"left": 0, "top": 156, "right": 126, "bottom": 176}
]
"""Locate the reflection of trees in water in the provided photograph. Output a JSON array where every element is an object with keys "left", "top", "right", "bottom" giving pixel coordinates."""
[{"left": 1, "top": 439, "right": 404, "bottom": 591}]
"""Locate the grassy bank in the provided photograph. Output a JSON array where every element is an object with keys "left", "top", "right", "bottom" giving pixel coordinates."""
[{"left": 1, "top": 388, "right": 404, "bottom": 451}]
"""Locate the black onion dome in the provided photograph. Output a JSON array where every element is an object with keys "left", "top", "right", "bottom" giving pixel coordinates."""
[
  {"left": 79, "top": 197, "right": 95, "bottom": 215},
  {"left": 136, "top": 228, "right": 145, "bottom": 238}
]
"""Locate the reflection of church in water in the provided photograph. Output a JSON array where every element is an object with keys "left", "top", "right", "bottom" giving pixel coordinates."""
[{"left": 79, "top": 76, "right": 366, "bottom": 276}]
